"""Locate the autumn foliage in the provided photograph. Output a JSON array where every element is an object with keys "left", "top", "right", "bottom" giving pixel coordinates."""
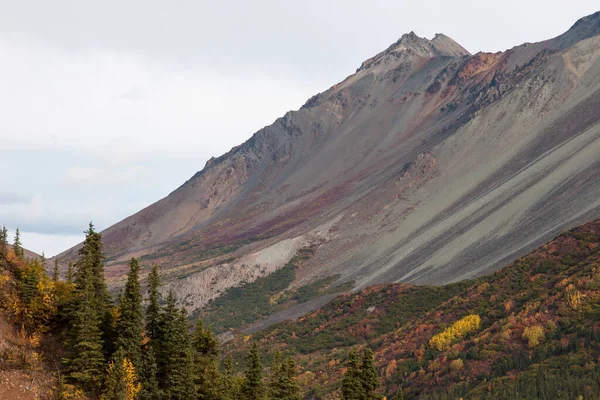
[{"left": 428, "top": 314, "right": 481, "bottom": 351}]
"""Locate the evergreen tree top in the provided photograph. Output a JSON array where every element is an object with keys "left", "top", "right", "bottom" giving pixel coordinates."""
[{"left": 241, "top": 342, "right": 265, "bottom": 400}]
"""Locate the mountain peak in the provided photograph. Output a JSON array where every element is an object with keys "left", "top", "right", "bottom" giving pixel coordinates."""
[
  {"left": 357, "top": 31, "right": 469, "bottom": 72},
  {"left": 430, "top": 33, "right": 471, "bottom": 57}
]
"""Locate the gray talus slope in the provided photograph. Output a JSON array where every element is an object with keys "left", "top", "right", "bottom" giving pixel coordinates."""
[{"left": 350, "top": 35, "right": 600, "bottom": 286}]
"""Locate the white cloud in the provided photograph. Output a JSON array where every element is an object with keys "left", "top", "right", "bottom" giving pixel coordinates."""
[
  {"left": 0, "top": 39, "right": 322, "bottom": 157},
  {"left": 63, "top": 165, "right": 145, "bottom": 186},
  {"left": 0, "top": 192, "right": 32, "bottom": 205},
  {"left": 64, "top": 166, "right": 103, "bottom": 185}
]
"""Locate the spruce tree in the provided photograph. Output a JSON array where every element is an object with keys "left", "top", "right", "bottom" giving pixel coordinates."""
[
  {"left": 63, "top": 245, "right": 105, "bottom": 391},
  {"left": 168, "top": 307, "right": 196, "bottom": 399},
  {"left": 219, "top": 356, "right": 238, "bottom": 400},
  {"left": 360, "top": 348, "right": 380, "bottom": 400},
  {"left": 115, "top": 258, "right": 144, "bottom": 370},
  {"left": 63, "top": 223, "right": 109, "bottom": 392},
  {"left": 159, "top": 291, "right": 195, "bottom": 399},
  {"left": 53, "top": 259, "right": 60, "bottom": 282},
  {"left": 13, "top": 228, "right": 24, "bottom": 258},
  {"left": 271, "top": 356, "right": 301, "bottom": 400},
  {"left": 241, "top": 342, "right": 266, "bottom": 400},
  {"left": 139, "top": 345, "right": 161, "bottom": 400},
  {"left": 0, "top": 225, "right": 7, "bottom": 256},
  {"left": 79, "top": 223, "right": 110, "bottom": 315},
  {"left": 41, "top": 252, "right": 47, "bottom": 269},
  {"left": 146, "top": 265, "right": 162, "bottom": 344},
  {"left": 79, "top": 223, "right": 114, "bottom": 357},
  {"left": 193, "top": 319, "right": 221, "bottom": 400},
  {"left": 268, "top": 349, "right": 283, "bottom": 398},
  {"left": 18, "top": 257, "right": 42, "bottom": 304},
  {"left": 66, "top": 262, "right": 75, "bottom": 284},
  {"left": 342, "top": 349, "right": 364, "bottom": 400},
  {"left": 143, "top": 264, "right": 163, "bottom": 398},
  {"left": 192, "top": 319, "right": 219, "bottom": 357},
  {"left": 156, "top": 290, "right": 177, "bottom": 388}
]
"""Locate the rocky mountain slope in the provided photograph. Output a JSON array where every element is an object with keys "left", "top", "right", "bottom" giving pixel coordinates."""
[{"left": 59, "top": 12, "right": 600, "bottom": 320}]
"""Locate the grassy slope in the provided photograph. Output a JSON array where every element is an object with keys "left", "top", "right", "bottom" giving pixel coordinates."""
[
  {"left": 199, "top": 247, "right": 354, "bottom": 333},
  {"left": 225, "top": 218, "right": 600, "bottom": 399}
]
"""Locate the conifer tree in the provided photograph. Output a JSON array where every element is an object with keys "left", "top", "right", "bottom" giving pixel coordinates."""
[
  {"left": 268, "top": 349, "right": 283, "bottom": 397},
  {"left": 139, "top": 345, "right": 160, "bottom": 400},
  {"left": 63, "top": 223, "right": 108, "bottom": 392},
  {"left": 53, "top": 258, "right": 60, "bottom": 282},
  {"left": 18, "top": 257, "right": 42, "bottom": 304},
  {"left": 41, "top": 252, "right": 47, "bottom": 268},
  {"left": 169, "top": 307, "right": 196, "bottom": 399},
  {"left": 146, "top": 265, "right": 162, "bottom": 344},
  {"left": 13, "top": 228, "right": 24, "bottom": 258},
  {"left": 115, "top": 258, "right": 144, "bottom": 370},
  {"left": 158, "top": 291, "right": 195, "bottom": 398},
  {"left": 193, "top": 319, "right": 220, "bottom": 357},
  {"left": 271, "top": 356, "right": 301, "bottom": 400},
  {"left": 219, "top": 356, "right": 238, "bottom": 400},
  {"left": 361, "top": 348, "right": 380, "bottom": 400},
  {"left": 193, "top": 319, "right": 221, "bottom": 400},
  {"left": 156, "top": 290, "right": 176, "bottom": 388},
  {"left": 78, "top": 223, "right": 110, "bottom": 315},
  {"left": 143, "top": 265, "right": 163, "bottom": 398},
  {"left": 241, "top": 342, "right": 266, "bottom": 400},
  {"left": 63, "top": 245, "right": 105, "bottom": 391},
  {"left": 342, "top": 349, "right": 364, "bottom": 400},
  {"left": 80, "top": 223, "right": 115, "bottom": 357},
  {"left": 66, "top": 262, "right": 75, "bottom": 284},
  {"left": 0, "top": 225, "right": 7, "bottom": 255}
]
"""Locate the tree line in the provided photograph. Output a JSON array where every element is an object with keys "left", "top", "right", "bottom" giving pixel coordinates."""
[{"left": 58, "top": 223, "right": 305, "bottom": 399}]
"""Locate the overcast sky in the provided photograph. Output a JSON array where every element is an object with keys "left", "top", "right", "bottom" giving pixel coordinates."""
[{"left": 1, "top": 0, "right": 598, "bottom": 256}]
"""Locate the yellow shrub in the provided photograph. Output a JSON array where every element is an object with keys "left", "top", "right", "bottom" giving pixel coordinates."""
[
  {"left": 122, "top": 358, "right": 141, "bottom": 400},
  {"left": 522, "top": 325, "right": 544, "bottom": 348},
  {"left": 450, "top": 359, "right": 464, "bottom": 371},
  {"left": 56, "top": 383, "right": 85, "bottom": 400},
  {"left": 565, "top": 284, "right": 582, "bottom": 310},
  {"left": 429, "top": 315, "right": 481, "bottom": 351}
]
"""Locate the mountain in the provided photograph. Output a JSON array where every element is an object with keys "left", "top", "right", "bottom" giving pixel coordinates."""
[
  {"left": 226, "top": 216, "right": 600, "bottom": 399},
  {"left": 6, "top": 244, "right": 42, "bottom": 262},
  {"left": 60, "top": 12, "right": 600, "bottom": 322}
]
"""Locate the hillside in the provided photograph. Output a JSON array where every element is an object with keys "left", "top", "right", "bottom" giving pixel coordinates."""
[
  {"left": 59, "top": 11, "right": 600, "bottom": 325},
  {"left": 0, "top": 247, "right": 61, "bottom": 399},
  {"left": 224, "top": 216, "right": 600, "bottom": 399}
]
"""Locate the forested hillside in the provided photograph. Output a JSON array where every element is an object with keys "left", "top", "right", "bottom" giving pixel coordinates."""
[
  {"left": 226, "top": 218, "right": 600, "bottom": 399},
  {"left": 3, "top": 218, "right": 600, "bottom": 399},
  {"left": 0, "top": 225, "right": 302, "bottom": 399}
]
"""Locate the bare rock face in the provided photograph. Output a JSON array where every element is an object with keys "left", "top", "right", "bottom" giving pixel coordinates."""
[{"left": 59, "top": 12, "right": 600, "bottom": 317}]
